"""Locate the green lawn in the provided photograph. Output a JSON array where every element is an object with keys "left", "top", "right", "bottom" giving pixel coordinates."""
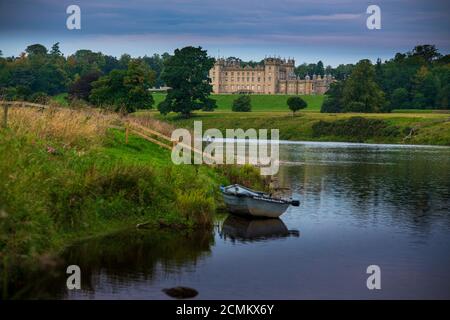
[{"left": 152, "top": 93, "right": 324, "bottom": 112}]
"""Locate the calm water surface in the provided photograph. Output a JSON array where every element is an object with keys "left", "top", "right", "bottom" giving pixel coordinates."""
[{"left": 19, "top": 142, "right": 450, "bottom": 299}]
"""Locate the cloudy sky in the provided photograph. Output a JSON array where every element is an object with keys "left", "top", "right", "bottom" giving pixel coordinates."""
[{"left": 0, "top": 0, "right": 449, "bottom": 65}]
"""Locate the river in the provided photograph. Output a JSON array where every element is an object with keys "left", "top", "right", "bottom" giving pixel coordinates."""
[{"left": 11, "top": 141, "right": 450, "bottom": 299}]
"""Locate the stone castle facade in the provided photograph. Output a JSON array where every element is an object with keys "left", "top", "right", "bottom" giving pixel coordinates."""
[{"left": 209, "top": 57, "right": 335, "bottom": 95}]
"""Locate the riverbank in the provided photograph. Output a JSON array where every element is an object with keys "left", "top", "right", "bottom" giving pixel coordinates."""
[
  {"left": 0, "top": 107, "right": 266, "bottom": 264},
  {"left": 146, "top": 111, "right": 450, "bottom": 146}
]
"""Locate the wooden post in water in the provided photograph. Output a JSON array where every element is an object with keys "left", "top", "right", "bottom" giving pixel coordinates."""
[
  {"left": 2, "top": 103, "right": 8, "bottom": 129},
  {"left": 125, "top": 125, "right": 129, "bottom": 144}
]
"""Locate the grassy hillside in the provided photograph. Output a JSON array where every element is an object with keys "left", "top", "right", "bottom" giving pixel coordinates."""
[
  {"left": 148, "top": 111, "right": 450, "bottom": 146},
  {"left": 0, "top": 106, "right": 265, "bottom": 261},
  {"left": 152, "top": 93, "right": 324, "bottom": 111}
]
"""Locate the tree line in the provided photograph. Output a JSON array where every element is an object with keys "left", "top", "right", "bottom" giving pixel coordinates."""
[
  {"left": 1, "top": 43, "right": 448, "bottom": 116},
  {"left": 321, "top": 45, "right": 450, "bottom": 113},
  {"left": 0, "top": 43, "right": 170, "bottom": 112}
]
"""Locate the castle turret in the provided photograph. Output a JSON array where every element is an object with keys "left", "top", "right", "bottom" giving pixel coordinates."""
[
  {"left": 263, "top": 57, "right": 281, "bottom": 94},
  {"left": 210, "top": 59, "right": 225, "bottom": 93}
]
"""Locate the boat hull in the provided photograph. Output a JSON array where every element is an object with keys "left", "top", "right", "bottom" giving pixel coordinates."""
[{"left": 222, "top": 193, "right": 290, "bottom": 218}]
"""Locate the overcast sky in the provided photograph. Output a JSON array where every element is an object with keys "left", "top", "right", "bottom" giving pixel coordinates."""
[{"left": 0, "top": 0, "right": 449, "bottom": 66}]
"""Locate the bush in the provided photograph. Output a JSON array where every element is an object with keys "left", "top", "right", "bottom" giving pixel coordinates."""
[
  {"left": 321, "top": 96, "right": 342, "bottom": 113},
  {"left": 312, "top": 116, "right": 400, "bottom": 140},
  {"left": 232, "top": 95, "right": 252, "bottom": 112},
  {"left": 345, "top": 101, "right": 366, "bottom": 112},
  {"left": 215, "top": 164, "right": 269, "bottom": 192},
  {"left": 28, "top": 92, "right": 50, "bottom": 104},
  {"left": 176, "top": 191, "right": 215, "bottom": 225}
]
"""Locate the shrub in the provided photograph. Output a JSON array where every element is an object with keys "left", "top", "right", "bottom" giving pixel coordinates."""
[
  {"left": 321, "top": 96, "right": 342, "bottom": 113},
  {"left": 28, "top": 92, "right": 50, "bottom": 104},
  {"left": 232, "top": 95, "right": 251, "bottom": 112},
  {"left": 176, "top": 191, "right": 215, "bottom": 225},
  {"left": 216, "top": 164, "right": 269, "bottom": 192},
  {"left": 312, "top": 117, "right": 400, "bottom": 140}
]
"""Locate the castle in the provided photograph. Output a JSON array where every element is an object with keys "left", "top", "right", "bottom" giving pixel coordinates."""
[{"left": 209, "top": 57, "right": 335, "bottom": 95}]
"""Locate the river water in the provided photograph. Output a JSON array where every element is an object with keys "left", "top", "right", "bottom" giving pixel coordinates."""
[{"left": 13, "top": 142, "right": 450, "bottom": 299}]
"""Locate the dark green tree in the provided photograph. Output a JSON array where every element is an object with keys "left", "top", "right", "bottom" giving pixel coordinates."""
[
  {"left": 232, "top": 95, "right": 252, "bottom": 112},
  {"left": 321, "top": 82, "right": 344, "bottom": 113},
  {"left": 315, "top": 61, "right": 325, "bottom": 76},
  {"left": 390, "top": 88, "right": 410, "bottom": 109},
  {"left": 287, "top": 96, "right": 307, "bottom": 115},
  {"left": 409, "top": 45, "right": 441, "bottom": 64},
  {"left": 25, "top": 44, "right": 47, "bottom": 56},
  {"left": 158, "top": 46, "right": 216, "bottom": 117},
  {"left": 90, "top": 60, "right": 155, "bottom": 113},
  {"left": 342, "top": 59, "right": 387, "bottom": 112},
  {"left": 50, "top": 42, "right": 62, "bottom": 57}
]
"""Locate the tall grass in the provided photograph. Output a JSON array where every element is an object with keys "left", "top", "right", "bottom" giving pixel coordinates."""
[
  {"left": 129, "top": 112, "right": 176, "bottom": 138},
  {"left": 7, "top": 106, "right": 121, "bottom": 148},
  {"left": 0, "top": 106, "right": 227, "bottom": 261}
]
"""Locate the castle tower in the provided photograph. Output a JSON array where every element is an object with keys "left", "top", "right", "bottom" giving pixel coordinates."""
[
  {"left": 210, "top": 58, "right": 224, "bottom": 93},
  {"left": 285, "top": 58, "right": 295, "bottom": 78},
  {"left": 263, "top": 57, "right": 280, "bottom": 94}
]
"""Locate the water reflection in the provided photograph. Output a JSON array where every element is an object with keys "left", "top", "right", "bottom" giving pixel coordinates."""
[
  {"left": 5, "top": 227, "right": 214, "bottom": 299},
  {"left": 220, "top": 215, "right": 300, "bottom": 243}
]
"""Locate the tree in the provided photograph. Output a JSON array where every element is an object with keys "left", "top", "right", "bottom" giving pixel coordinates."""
[
  {"left": 342, "top": 59, "right": 387, "bottom": 112},
  {"left": 90, "top": 60, "right": 155, "bottom": 113},
  {"left": 69, "top": 70, "right": 102, "bottom": 101},
  {"left": 315, "top": 61, "right": 325, "bottom": 76},
  {"left": 50, "top": 42, "right": 62, "bottom": 57},
  {"left": 409, "top": 45, "right": 441, "bottom": 64},
  {"left": 332, "top": 64, "right": 355, "bottom": 80},
  {"left": 25, "top": 44, "right": 47, "bottom": 56},
  {"left": 321, "top": 82, "right": 344, "bottom": 113},
  {"left": 232, "top": 95, "right": 252, "bottom": 112},
  {"left": 390, "top": 88, "right": 409, "bottom": 109},
  {"left": 158, "top": 46, "right": 216, "bottom": 117},
  {"left": 142, "top": 53, "right": 170, "bottom": 88},
  {"left": 287, "top": 96, "right": 307, "bottom": 115}
]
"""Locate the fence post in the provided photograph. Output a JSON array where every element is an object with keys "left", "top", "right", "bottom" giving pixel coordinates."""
[{"left": 2, "top": 103, "right": 8, "bottom": 129}]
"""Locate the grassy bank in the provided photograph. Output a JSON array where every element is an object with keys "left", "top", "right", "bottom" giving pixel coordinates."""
[
  {"left": 0, "top": 106, "right": 265, "bottom": 262},
  {"left": 147, "top": 111, "right": 450, "bottom": 146},
  {"left": 152, "top": 93, "right": 324, "bottom": 111}
]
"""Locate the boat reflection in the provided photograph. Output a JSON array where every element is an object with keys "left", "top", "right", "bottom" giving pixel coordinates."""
[{"left": 220, "top": 215, "right": 300, "bottom": 243}]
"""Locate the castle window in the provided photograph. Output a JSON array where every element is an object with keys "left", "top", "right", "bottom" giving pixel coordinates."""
[
  {"left": 247, "top": 77, "right": 250, "bottom": 81},
  {"left": 268, "top": 77, "right": 272, "bottom": 81},
  {"left": 257, "top": 77, "right": 260, "bottom": 82},
  {"left": 252, "top": 78, "right": 254, "bottom": 82}
]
